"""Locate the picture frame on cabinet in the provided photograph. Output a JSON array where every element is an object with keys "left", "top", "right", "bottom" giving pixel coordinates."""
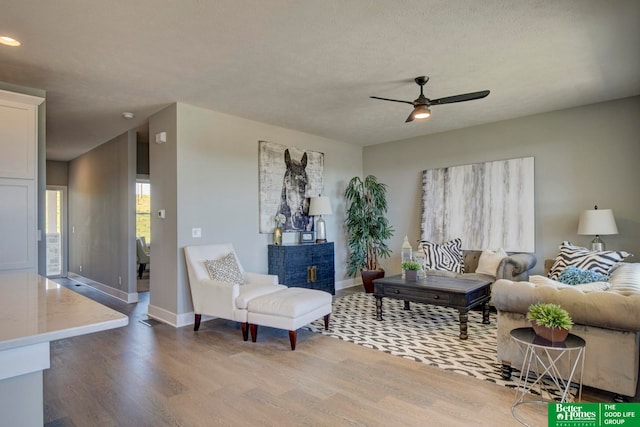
[{"left": 300, "top": 231, "right": 315, "bottom": 244}]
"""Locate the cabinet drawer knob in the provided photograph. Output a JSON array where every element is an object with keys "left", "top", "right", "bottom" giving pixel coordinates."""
[
  {"left": 394, "top": 290, "right": 400, "bottom": 294},
  {"left": 433, "top": 295, "right": 439, "bottom": 299}
]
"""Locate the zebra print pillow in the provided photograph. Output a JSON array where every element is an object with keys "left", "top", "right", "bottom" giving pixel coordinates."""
[
  {"left": 548, "top": 241, "right": 632, "bottom": 280},
  {"left": 420, "top": 238, "right": 464, "bottom": 273}
]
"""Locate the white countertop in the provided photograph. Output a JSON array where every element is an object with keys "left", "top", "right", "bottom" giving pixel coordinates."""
[{"left": 0, "top": 272, "right": 128, "bottom": 351}]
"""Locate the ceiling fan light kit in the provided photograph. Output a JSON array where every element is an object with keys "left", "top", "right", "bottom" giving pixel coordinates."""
[
  {"left": 371, "top": 76, "right": 490, "bottom": 124},
  {"left": 410, "top": 105, "right": 431, "bottom": 121}
]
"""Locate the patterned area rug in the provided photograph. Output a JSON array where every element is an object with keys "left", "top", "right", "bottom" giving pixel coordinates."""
[{"left": 308, "top": 292, "right": 576, "bottom": 400}]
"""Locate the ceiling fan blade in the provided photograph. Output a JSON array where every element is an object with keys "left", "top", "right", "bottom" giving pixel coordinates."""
[
  {"left": 430, "top": 90, "right": 490, "bottom": 105},
  {"left": 370, "top": 96, "right": 415, "bottom": 106},
  {"left": 405, "top": 111, "right": 415, "bottom": 123}
]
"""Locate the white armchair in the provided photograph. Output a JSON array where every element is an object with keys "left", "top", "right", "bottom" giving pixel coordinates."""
[{"left": 184, "top": 243, "right": 285, "bottom": 340}]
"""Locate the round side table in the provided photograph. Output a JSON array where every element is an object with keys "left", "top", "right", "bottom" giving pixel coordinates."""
[{"left": 510, "top": 327, "right": 585, "bottom": 426}]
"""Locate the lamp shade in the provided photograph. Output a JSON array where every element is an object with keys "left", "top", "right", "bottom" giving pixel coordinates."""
[
  {"left": 577, "top": 208, "right": 618, "bottom": 236},
  {"left": 309, "top": 196, "right": 332, "bottom": 216}
]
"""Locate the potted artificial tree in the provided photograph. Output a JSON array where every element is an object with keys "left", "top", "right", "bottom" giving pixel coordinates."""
[
  {"left": 526, "top": 302, "right": 574, "bottom": 343},
  {"left": 344, "top": 175, "right": 394, "bottom": 293}
]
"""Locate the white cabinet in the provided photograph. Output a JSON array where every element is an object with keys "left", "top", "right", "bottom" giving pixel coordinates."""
[{"left": 0, "top": 89, "right": 44, "bottom": 272}]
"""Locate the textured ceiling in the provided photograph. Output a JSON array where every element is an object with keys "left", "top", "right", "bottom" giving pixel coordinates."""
[{"left": 1, "top": 0, "right": 639, "bottom": 161}]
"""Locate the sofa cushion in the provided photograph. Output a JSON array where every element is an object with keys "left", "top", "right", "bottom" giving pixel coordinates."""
[
  {"left": 548, "top": 241, "right": 632, "bottom": 280},
  {"left": 529, "top": 275, "right": 610, "bottom": 292},
  {"left": 204, "top": 252, "right": 245, "bottom": 285},
  {"left": 608, "top": 263, "right": 640, "bottom": 296},
  {"left": 557, "top": 266, "right": 610, "bottom": 285},
  {"left": 420, "top": 238, "right": 464, "bottom": 273},
  {"left": 476, "top": 248, "right": 507, "bottom": 277}
]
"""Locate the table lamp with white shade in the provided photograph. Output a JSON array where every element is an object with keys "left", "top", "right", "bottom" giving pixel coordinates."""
[
  {"left": 309, "top": 196, "right": 332, "bottom": 243},
  {"left": 577, "top": 205, "right": 618, "bottom": 251}
]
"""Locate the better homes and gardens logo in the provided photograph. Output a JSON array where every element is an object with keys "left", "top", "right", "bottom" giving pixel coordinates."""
[{"left": 549, "top": 403, "right": 639, "bottom": 426}]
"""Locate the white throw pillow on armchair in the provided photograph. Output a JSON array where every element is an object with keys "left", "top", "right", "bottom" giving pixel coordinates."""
[{"left": 476, "top": 248, "right": 508, "bottom": 277}]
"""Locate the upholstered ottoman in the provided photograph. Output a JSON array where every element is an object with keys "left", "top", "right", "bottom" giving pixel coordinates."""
[{"left": 247, "top": 287, "right": 332, "bottom": 350}]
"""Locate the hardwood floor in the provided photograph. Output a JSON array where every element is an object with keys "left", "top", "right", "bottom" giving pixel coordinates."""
[{"left": 44, "top": 280, "right": 614, "bottom": 427}]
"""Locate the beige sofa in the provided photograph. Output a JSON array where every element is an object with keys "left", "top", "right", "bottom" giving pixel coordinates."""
[
  {"left": 424, "top": 250, "right": 537, "bottom": 282},
  {"left": 492, "top": 262, "right": 640, "bottom": 398}
]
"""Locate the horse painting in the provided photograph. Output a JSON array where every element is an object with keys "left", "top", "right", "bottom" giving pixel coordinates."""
[{"left": 277, "top": 149, "right": 311, "bottom": 231}]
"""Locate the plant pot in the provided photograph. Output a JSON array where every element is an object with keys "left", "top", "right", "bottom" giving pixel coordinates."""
[
  {"left": 531, "top": 320, "right": 569, "bottom": 343},
  {"left": 361, "top": 269, "right": 385, "bottom": 293},
  {"left": 405, "top": 270, "right": 418, "bottom": 281}
]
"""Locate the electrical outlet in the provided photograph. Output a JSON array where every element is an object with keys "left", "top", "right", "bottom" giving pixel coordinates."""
[
  {"left": 79, "top": 265, "right": 83, "bottom": 272},
  {"left": 118, "top": 276, "right": 122, "bottom": 285},
  {"left": 192, "top": 228, "right": 202, "bottom": 238}
]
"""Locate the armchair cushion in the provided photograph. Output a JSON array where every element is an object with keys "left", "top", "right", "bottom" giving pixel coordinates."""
[{"left": 204, "top": 252, "right": 245, "bottom": 285}]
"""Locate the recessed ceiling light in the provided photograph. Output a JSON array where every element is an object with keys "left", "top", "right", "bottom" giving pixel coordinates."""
[
  {"left": 0, "top": 36, "right": 21, "bottom": 47},
  {"left": 122, "top": 112, "right": 135, "bottom": 119}
]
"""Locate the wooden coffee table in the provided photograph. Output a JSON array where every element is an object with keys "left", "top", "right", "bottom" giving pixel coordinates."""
[{"left": 373, "top": 274, "right": 492, "bottom": 340}]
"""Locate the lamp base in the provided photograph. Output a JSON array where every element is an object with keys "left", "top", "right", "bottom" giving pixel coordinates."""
[
  {"left": 591, "top": 235, "right": 605, "bottom": 252},
  {"left": 315, "top": 216, "right": 327, "bottom": 244}
]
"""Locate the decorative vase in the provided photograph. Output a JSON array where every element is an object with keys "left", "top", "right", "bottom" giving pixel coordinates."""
[
  {"left": 273, "top": 227, "right": 282, "bottom": 245},
  {"left": 405, "top": 270, "right": 418, "bottom": 281},
  {"left": 531, "top": 321, "right": 569, "bottom": 343},
  {"left": 361, "top": 269, "right": 385, "bottom": 293}
]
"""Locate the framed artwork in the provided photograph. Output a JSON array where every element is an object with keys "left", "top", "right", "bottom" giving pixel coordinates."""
[
  {"left": 420, "top": 157, "right": 535, "bottom": 252},
  {"left": 300, "top": 231, "right": 315, "bottom": 244},
  {"left": 259, "top": 141, "right": 324, "bottom": 233}
]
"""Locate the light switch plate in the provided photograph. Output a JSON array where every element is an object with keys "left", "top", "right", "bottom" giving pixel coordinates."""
[{"left": 192, "top": 228, "right": 202, "bottom": 238}]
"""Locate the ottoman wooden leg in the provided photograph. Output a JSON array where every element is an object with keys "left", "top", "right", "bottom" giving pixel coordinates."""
[
  {"left": 324, "top": 314, "right": 330, "bottom": 330},
  {"left": 194, "top": 314, "right": 202, "bottom": 331},
  {"left": 250, "top": 324, "right": 258, "bottom": 342},
  {"left": 289, "top": 330, "right": 297, "bottom": 351},
  {"left": 241, "top": 322, "right": 249, "bottom": 341}
]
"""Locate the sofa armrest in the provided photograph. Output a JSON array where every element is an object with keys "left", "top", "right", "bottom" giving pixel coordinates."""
[
  {"left": 244, "top": 272, "right": 279, "bottom": 286},
  {"left": 496, "top": 253, "right": 537, "bottom": 281}
]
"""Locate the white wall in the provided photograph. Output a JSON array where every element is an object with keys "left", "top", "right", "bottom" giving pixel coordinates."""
[
  {"left": 148, "top": 103, "right": 362, "bottom": 325},
  {"left": 363, "top": 96, "right": 640, "bottom": 275}
]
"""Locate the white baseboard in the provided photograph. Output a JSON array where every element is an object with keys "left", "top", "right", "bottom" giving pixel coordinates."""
[
  {"left": 335, "top": 277, "right": 362, "bottom": 291},
  {"left": 67, "top": 273, "right": 138, "bottom": 303},
  {"left": 146, "top": 305, "right": 206, "bottom": 328}
]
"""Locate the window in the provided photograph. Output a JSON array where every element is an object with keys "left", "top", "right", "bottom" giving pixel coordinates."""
[{"left": 136, "top": 181, "right": 151, "bottom": 244}]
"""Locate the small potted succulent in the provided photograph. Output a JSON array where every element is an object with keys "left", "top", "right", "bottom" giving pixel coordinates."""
[
  {"left": 401, "top": 260, "right": 421, "bottom": 281},
  {"left": 526, "top": 302, "right": 574, "bottom": 343}
]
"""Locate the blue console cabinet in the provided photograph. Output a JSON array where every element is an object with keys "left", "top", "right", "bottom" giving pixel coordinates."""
[{"left": 268, "top": 243, "right": 335, "bottom": 295}]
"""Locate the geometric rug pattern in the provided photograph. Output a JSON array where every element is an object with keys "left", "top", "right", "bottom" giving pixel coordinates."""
[{"left": 308, "top": 292, "right": 575, "bottom": 400}]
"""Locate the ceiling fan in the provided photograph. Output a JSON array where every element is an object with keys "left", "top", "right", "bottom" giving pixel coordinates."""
[{"left": 370, "top": 76, "right": 490, "bottom": 123}]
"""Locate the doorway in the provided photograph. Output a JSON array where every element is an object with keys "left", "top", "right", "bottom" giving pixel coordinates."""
[{"left": 45, "top": 186, "right": 67, "bottom": 278}]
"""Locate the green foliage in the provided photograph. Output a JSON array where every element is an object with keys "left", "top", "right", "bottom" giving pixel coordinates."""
[
  {"left": 401, "top": 260, "right": 421, "bottom": 271},
  {"left": 526, "top": 303, "right": 574, "bottom": 330},
  {"left": 344, "top": 175, "right": 394, "bottom": 276}
]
